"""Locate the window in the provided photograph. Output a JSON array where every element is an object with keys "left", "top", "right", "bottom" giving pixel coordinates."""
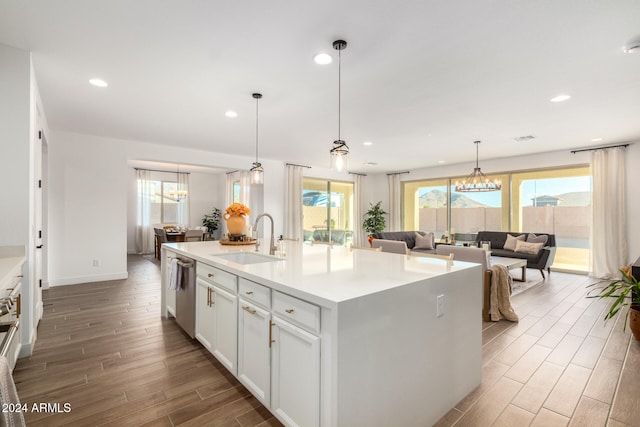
[
  {"left": 512, "top": 167, "right": 591, "bottom": 272},
  {"left": 140, "top": 179, "right": 180, "bottom": 224},
  {"left": 302, "top": 178, "right": 354, "bottom": 246},
  {"left": 402, "top": 166, "right": 591, "bottom": 272},
  {"left": 233, "top": 181, "right": 241, "bottom": 203}
]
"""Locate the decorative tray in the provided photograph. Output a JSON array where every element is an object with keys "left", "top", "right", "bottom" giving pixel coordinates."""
[{"left": 219, "top": 239, "right": 257, "bottom": 246}]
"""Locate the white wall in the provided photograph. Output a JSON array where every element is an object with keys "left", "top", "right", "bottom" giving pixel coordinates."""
[
  {"left": 364, "top": 144, "right": 640, "bottom": 264},
  {"left": 49, "top": 130, "right": 285, "bottom": 285}
]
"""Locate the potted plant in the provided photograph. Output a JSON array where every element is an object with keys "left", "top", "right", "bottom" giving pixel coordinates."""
[
  {"left": 588, "top": 265, "right": 640, "bottom": 340},
  {"left": 202, "top": 207, "right": 221, "bottom": 240},
  {"left": 363, "top": 201, "right": 387, "bottom": 246}
]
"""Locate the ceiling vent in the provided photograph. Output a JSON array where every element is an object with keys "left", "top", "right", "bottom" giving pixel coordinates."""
[{"left": 513, "top": 135, "right": 536, "bottom": 143}]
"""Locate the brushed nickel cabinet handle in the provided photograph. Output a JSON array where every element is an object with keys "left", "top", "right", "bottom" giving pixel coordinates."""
[
  {"left": 242, "top": 305, "right": 256, "bottom": 315},
  {"left": 285, "top": 309, "right": 294, "bottom": 314},
  {"left": 269, "top": 320, "right": 275, "bottom": 347},
  {"left": 208, "top": 273, "right": 214, "bottom": 278},
  {"left": 245, "top": 291, "right": 254, "bottom": 295},
  {"left": 207, "top": 287, "right": 211, "bottom": 307}
]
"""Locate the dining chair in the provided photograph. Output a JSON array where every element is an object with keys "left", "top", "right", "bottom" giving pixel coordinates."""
[
  {"left": 371, "top": 239, "right": 408, "bottom": 255},
  {"left": 409, "top": 251, "right": 454, "bottom": 261},
  {"left": 154, "top": 228, "right": 168, "bottom": 260},
  {"left": 349, "top": 244, "right": 381, "bottom": 252},
  {"left": 184, "top": 229, "right": 204, "bottom": 242}
]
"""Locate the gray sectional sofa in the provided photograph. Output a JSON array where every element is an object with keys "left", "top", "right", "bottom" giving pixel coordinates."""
[{"left": 475, "top": 231, "right": 557, "bottom": 278}]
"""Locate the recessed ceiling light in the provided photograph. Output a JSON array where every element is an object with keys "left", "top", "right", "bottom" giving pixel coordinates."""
[
  {"left": 550, "top": 94, "right": 571, "bottom": 103},
  {"left": 313, "top": 53, "right": 333, "bottom": 65},
  {"left": 363, "top": 141, "right": 373, "bottom": 146},
  {"left": 224, "top": 111, "right": 238, "bottom": 118},
  {"left": 437, "top": 160, "right": 446, "bottom": 164},
  {"left": 364, "top": 161, "right": 378, "bottom": 166},
  {"left": 591, "top": 138, "right": 603, "bottom": 142},
  {"left": 89, "top": 78, "right": 108, "bottom": 87}
]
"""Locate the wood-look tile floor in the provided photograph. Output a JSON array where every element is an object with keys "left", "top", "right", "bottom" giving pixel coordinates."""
[{"left": 12, "top": 255, "right": 640, "bottom": 426}]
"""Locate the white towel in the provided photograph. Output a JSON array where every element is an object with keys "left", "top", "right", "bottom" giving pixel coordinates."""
[
  {"left": 169, "top": 258, "right": 179, "bottom": 291},
  {"left": 0, "top": 355, "right": 26, "bottom": 427}
]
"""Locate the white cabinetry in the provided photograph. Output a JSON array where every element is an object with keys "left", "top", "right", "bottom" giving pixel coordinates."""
[
  {"left": 195, "top": 263, "right": 238, "bottom": 374},
  {"left": 271, "top": 293, "right": 320, "bottom": 427},
  {"left": 237, "top": 298, "right": 271, "bottom": 407}
]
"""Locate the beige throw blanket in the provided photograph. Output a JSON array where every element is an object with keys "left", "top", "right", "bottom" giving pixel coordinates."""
[
  {"left": 0, "top": 356, "right": 25, "bottom": 427},
  {"left": 490, "top": 265, "right": 519, "bottom": 322}
]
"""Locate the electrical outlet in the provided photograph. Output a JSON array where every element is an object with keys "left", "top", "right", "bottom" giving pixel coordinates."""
[
  {"left": 92, "top": 259, "right": 100, "bottom": 267},
  {"left": 437, "top": 294, "right": 445, "bottom": 317}
]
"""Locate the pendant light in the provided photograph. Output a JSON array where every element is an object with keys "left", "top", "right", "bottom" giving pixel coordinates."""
[
  {"left": 454, "top": 141, "right": 502, "bottom": 192},
  {"left": 250, "top": 92, "right": 264, "bottom": 184},
  {"left": 330, "top": 39, "right": 349, "bottom": 171}
]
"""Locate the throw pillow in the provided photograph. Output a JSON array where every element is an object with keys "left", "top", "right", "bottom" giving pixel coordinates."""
[
  {"left": 503, "top": 234, "right": 525, "bottom": 251},
  {"left": 527, "top": 233, "right": 548, "bottom": 245},
  {"left": 514, "top": 240, "right": 544, "bottom": 255},
  {"left": 414, "top": 232, "right": 434, "bottom": 250}
]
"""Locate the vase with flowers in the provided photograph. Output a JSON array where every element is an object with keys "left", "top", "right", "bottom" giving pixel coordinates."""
[
  {"left": 588, "top": 264, "right": 640, "bottom": 340},
  {"left": 224, "top": 203, "right": 251, "bottom": 236}
]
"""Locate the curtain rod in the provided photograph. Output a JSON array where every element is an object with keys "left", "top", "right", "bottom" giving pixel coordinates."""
[
  {"left": 386, "top": 171, "right": 410, "bottom": 176},
  {"left": 571, "top": 143, "right": 629, "bottom": 154},
  {"left": 225, "top": 170, "right": 239, "bottom": 175},
  {"left": 285, "top": 162, "right": 312, "bottom": 168},
  {"left": 348, "top": 172, "right": 367, "bottom": 176},
  {"left": 134, "top": 167, "right": 190, "bottom": 175}
]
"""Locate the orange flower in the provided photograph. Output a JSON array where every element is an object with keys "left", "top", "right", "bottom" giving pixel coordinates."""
[{"left": 225, "top": 203, "right": 250, "bottom": 216}]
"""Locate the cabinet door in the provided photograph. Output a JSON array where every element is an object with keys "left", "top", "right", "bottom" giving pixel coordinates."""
[
  {"left": 237, "top": 299, "right": 271, "bottom": 407},
  {"left": 212, "top": 285, "right": 238, "bottom": 374},
  {"left": 271, "top": 316, "right": 320, "bottom": 427},
  {"left": 195, "top": 278, "right": 215, "bottom": 351}
]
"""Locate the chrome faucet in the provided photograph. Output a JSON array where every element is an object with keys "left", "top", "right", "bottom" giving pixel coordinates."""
[{"left": 253, "top": 213, "right": 277, "bottom": 255}]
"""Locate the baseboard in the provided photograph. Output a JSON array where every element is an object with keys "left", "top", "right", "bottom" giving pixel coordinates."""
[{"left": 49, "top": 271, "right": 129, "bottom": 286}]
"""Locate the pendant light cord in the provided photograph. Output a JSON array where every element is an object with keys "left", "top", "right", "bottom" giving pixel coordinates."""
[
  {"left": 255, "top": 96, "right": 259, "bottom": 162},
  {"left": 338, "top": 47, "right": 341, "bottom": 141}
]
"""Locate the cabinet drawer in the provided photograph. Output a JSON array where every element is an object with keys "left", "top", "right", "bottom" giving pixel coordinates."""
[
  {"left": 273, "top": 291, "right": 320, "bottom": 334},
  {"left": 197, "top": 263, "right": 237, "bottom": 293},
  {"left": 239, "top": 278, "right": 271, "bottom": 309}
]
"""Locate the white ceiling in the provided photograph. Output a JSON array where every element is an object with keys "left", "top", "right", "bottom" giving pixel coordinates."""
[{"left": 1, "top": 1, "right": 639, "bottom": 173}]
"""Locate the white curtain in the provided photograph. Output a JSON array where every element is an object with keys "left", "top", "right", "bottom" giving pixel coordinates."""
[
  {"left": 284, "top": 165, "right": 304, "bottom": 240},
  {"left": 176, "top": 172, "right": 190, "bottom": 226},
  {"left": 590, "top": 146, "right": 627, "bottom": 278},
  {"left": 135, "top": 169, "right": 154, "bottom": 254},
  {"left": 353, "top": 174, "right": 365, "bottom": 246},
  {"left": 388, "top": 173, "right": 402, "bottom": 231}
]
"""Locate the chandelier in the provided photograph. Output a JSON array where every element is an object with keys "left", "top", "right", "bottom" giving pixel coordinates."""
[
  {"left": 455, "top": 141, "right": 501, "bottom": 192},
  {"left": 330, "top": 39, "right": 349, "bottom": 171},
  {"left": 168, "top": 163, "right": 188, "bottom": 201}
]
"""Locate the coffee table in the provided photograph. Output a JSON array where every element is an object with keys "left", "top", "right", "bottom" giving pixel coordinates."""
[{"left": 491, "top": 256, "right": 527, "bottom": 282}]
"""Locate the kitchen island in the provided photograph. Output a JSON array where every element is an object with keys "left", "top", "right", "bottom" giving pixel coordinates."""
[{"left": 161, "top": 241, "right": 482, "bottom": 427}]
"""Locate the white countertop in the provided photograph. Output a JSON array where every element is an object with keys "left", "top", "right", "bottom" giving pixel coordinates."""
[{"left": 164, "top": 241, "right": 479, "bottom": 308}]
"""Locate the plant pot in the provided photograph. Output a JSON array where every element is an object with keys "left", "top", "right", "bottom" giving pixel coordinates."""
[
  {"left": 368, "top": 235, "right": 374, "bottom": 247},
  {"left": 629, "top": 305, "right": 640, "bottom": 340}
]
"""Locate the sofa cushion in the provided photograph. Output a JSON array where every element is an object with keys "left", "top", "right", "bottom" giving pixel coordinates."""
[
  {"left": 504, "top": 234, "right": 526, "bottom": 251},
  {"left": 515, "top": 240, "right": 544, "bottom": 255},
  {"left": 414, "top": 232, "right": 434, "bottom": 250},
  {"left": 491, "top": 248, "right": 542, "bottom": 264},
  {"left": 527, "top": 233, "right": 548, "bottom": 245}
]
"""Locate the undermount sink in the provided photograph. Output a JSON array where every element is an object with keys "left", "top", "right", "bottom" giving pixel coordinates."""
[{"left": 211, "top": 252, "right": 280, "bottom": 265}]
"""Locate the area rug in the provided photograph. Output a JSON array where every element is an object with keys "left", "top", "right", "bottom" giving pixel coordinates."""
[{"left": 510, "top": 273, "right": 544, "bottom": 296}]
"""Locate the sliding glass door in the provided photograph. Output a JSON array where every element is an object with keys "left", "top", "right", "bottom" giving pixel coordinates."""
[{"left": 302, "top": 178, "right": 354, "bottom": 246}]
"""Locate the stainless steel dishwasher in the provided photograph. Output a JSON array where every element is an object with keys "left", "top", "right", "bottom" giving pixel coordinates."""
[{"left": 173, "top": 257, "right": 196, "bottom": 338}]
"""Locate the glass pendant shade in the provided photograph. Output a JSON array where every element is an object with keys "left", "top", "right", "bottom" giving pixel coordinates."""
[
  {"left": 330, "top": 140, "right": 349, "bottom": 171},
  {"left": 250, "top": 162, "right": 264, "bottom": 184}
]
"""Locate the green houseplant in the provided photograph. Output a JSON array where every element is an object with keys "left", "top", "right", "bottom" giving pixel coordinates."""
[
  {"left": 363, "top": 202, "right": 387, "bottom": 246},
  {"left": 202, "top": 207, "right": 221, "bottom": 239},
  {"left": 588, "top": 265, "right": 640, "bottom": 340}
]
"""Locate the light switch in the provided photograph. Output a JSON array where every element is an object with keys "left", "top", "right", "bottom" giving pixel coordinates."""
[{"left": 437, "top": 294, "right": 445, "bottom": 317}]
